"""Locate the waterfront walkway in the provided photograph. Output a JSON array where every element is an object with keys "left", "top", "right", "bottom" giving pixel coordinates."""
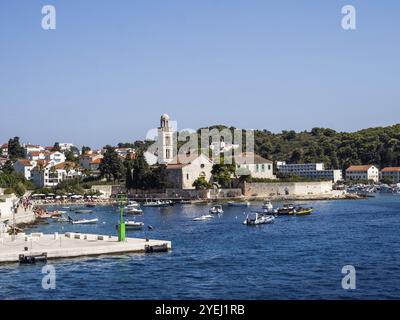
[{"left": 0, "top": 233, "right": 172, "bottom": 263}]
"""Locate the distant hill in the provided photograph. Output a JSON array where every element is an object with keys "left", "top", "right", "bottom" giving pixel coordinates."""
[{"left": 198, "top": 124, "right": 400, "bottom": 170}]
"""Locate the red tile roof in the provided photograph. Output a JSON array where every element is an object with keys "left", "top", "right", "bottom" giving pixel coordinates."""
[
  {"left": 346, "top": 165, "right": 376, "bottom": 171},
  {"left": 381, "top": 167, "right": 400, "bottom": 173}
]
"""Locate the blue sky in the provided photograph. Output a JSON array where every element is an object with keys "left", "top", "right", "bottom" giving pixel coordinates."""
[{"left": 0, "top": 0, "right": 399, "bottom": 148}]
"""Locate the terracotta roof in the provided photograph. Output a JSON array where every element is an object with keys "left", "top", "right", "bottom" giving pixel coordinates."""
[
  {"left": 29, "top": 151, "right": 42, "bottom": 156},
  {"left": 1, "top": 144, "right": 8, "bottom": 148},
  {"left": 16, "top": 160, "right": 33, "bottom": 167},
  {"left": 235, "top": 152, "right": 272, "bottom": 165},
  {"left": 346, "top": 165, "right": 376, "bottom": 171},
  {"left": 167, "top": 153, "right": 212, "bottom": 169},
  {"left": 380, "top": 167, "right": 400, "bottom": 173},
  {"left": 90, "top": 158, "right": 102, "bottom": 164},
  {"left": 53, "top": 161, "right": 77, "bottom": 170}
]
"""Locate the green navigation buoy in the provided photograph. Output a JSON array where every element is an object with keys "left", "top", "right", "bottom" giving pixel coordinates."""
[{"left": 117, "top": 193, "right": 127, "bottom": 242}]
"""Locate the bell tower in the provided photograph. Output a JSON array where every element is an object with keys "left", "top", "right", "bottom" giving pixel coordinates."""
[{"left": 157, "top": 113, "right": 174, "bottom": 164}]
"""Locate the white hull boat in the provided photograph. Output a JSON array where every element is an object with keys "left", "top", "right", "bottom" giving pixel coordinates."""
[
  {"left": 193, "top": 214, "right": 213, "bottom": 221},
  {"left": 243, "top": 213, "right": 275, "bottom": 225},
  {"left": 142, "top": 200, "right": 172, "bottom": 207},
  {"left": 209, "top": 205, "right": 224, "bottom": 214},
  {"left": 70, "top": 218, "right": 98, "bottom": 225},
  {"left": 124, "top": 221, "right": 144, "bottom": 229}
]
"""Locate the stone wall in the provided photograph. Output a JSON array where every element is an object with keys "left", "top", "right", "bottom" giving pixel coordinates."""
[{"left": 243, "top": 181, "right": 333, "bottom": 197}]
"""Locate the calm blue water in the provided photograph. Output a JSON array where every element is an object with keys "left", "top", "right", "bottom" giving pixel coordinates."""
[{"left": 1, "top": 195, "right": 400, "bottom": 300}]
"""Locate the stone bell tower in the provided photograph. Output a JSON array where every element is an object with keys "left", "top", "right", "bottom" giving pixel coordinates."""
[{"left": 157, "top": 113, "right": 174, "bottom": 164}]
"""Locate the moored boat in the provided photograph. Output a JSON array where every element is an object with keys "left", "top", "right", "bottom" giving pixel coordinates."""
[
  {"left": 193, "top": 214, "right": 213, "bottom": 221},
  {"left": 262, "top": 200, "right": 273, "bottom": 212},
  {"left": 142, "top": 199, "right": 172, "bottom": 207},
  {"left": 209, "top": 205, "right": 223, "bottom": 214},
  {"left": 227, "top": 201, "right": 250, "bottom": 207},
  {"left": 243, "top": 212, "right": 275, "bottom": 225},
  {"left": 124, "top": 201, "right": 143, "bottom": 214},
  {"left": 69, "top": 217, "right": 98, "bottom": 225}
]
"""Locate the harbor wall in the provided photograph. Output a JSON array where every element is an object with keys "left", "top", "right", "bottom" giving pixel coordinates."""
[
  {"left": 243, "top": 181, "right": 334, "bottom": 197},
  {"left": 124, "top": 188, "right": 242, "bottom": 199}
]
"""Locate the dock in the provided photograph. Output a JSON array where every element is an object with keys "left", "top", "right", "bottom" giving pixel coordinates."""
[{"left": 0, "top": 232, "right": 172, "bottom": 264}]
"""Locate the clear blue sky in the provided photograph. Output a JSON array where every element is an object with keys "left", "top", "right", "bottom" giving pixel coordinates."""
[{"left": 1, "top": 0, "right": 399, "bottom": 148}]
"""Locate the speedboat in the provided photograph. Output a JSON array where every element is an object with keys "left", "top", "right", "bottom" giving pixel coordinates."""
[
  {"left": 227, "top": 201, "right": 250, "bottom": 207},
  {"left": 275, "top": 204, "right": 295, "bottom": 215},
  {"left": 124, "top": 201, "right": 143, "bottom": 214},
  {"left": 70, "top": 218, "right": 98, "bottom": 225},
  {"left": 122, "top": 220, "right": 144, "bottom": 230},
  {"left": 75, "top": 209, "right": 94, "bottom": 214},
  {"left": 193, "top": 214, "right": 213, "bottom": 221},
  {"left": 289, "top": 207, "right": 313, "bottom": 216},
  {"left": 142, "top": 200, "right": 172, "bottom": 207},
  {"left": 243, "top": 212, "right": 275, "bottom": 225},
  {"left": 262, "top": 200, "right": 273, "bottom": 212},
  {"left": 209, "top": 205, "right": 223, "bottom": 214}
]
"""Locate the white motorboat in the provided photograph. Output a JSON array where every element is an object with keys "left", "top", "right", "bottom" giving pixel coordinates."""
[
  {"left": 70, "top": 218, "right": 98, "bottom": 225},
  {"left": 142, "top": 200, "right": 172, "bottom": 207},
  {"left": 209, "top": 205, "right": 224, "bottom": 214},
  {"left": 262, "top": 201, "right": 273, "bottom": 212},
  {"left": 243, "top": 212, "right": 275, "bottom": 225},
  {"left": 124, "top": 201, "right": 143, "bottom": 214},
  {"left": 228, "top": 201, "right": 250, "bottom": 207},
  {"left": 75, "top": 209, "right": 94, "bottom": 214},
  {"left": 193, "top": 214, "right": 213, "bottom": 221},
  {"left": 124, "top": 220, "right": 144, "bottom": 230}
]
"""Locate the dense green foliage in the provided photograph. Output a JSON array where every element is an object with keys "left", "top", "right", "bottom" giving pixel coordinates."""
[
  {"left": 7, "top": 137, "right": 24, "bottom": 160},
  {"left": 253, "top": 125, "right": 400, "bottom": 170},
  {"left": 0, "top": 172, "right": 32, "bottom": 196},
  {"left": 192, "top": 176, "right": 212, "bottom": 190},
  {"left": 99, "top": 145, "right": 125, "bottom": 181},
  {"left": 126, "top": 152, "right": 169, "bottom": 190}
]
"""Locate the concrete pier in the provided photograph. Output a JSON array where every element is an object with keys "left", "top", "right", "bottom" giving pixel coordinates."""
[{"left": 0, "top": 232, "right": 172, "bottom": 263}]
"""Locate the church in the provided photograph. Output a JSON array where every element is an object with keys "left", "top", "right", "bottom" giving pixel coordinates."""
[{"left": 155, "top": 113, "right": 214, "bottom": 190}]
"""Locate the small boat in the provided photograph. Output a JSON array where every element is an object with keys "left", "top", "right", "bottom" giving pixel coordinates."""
[
  {"left": 124, "top": 201, "right": 143, "bottom": 214},
  {"left": 289, "top": 207, "right": 313, "bottom": 216},
  {"left": 70, "top": 218, "right": 98, "bottom": 225},
  {"left": 227, "top": 201, "right": 250, "bottom": 207},
  {"left": 193, "top": 214, "right": 213, "bottom": 221},
  {"left": 275, "top": 204, "right": 295, "bottom": 215},
  {"left": 209, "top": 205, "right": 223, "bottom": 214},
  {"left": 123, "top": 221, "right": 144, "bottom": 230},
  {"left": 262, "top": 201, "right": 273, "bottom": 212},
  {"left": 243, "top": 212, "right": 275, "bottom": 225},
  {"left": 75, "top": 209, "right": 94, "bottom": 214},
  {"left": 142, "top": 200, "right": 172, "bottom": 207},
  {"left": 52, "top": 216, "right": 69, "bottom": 222}
]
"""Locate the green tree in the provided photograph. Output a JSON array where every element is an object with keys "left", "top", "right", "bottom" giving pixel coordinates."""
[
  {"left": 81, "top": 146, "right": 91, "bottom": 155},
  {"left": 7, "top": 137, "right": 24, "bottom": 160},
  {"left": 99, "top": 146, "right": 124, "bottom": 181},
  {"left": 192, "top": 176, "right": 212, "bottom": 190},
  {"left": 1, "top": 160, "right": 14, "bottom": 174},
  {"left": 131, "top": 151, "right": 150, "bottom": 189},
  {"left": 52, "top": 142, "right": 61, "bottom": 152}
]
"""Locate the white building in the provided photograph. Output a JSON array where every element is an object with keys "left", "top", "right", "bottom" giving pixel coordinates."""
[
  {"left": 13, "top": 160, "right": 36, "bottom": 180},
  {"left": 235, "top": 152, "right": 275, "bottom": 180},
  {"left": 346, "top": 165, "right": 379, "bottom": 182},
  {"left": 379, "top": 167, "right": 400, "bottom": 183},
  {"left": 58, "top": 143, "right": 75, "bottom": 151},
  {"left": 24, "top": 144, "right": 44, "bottom": 157},
  {"left": 277, "top": 162, "right": 343, "bottom": 182},
  {"left": 79, "top": 153, "right": 103, "bottom": 171},
  {"left": 27, "top": 151, "right": 46, "bottom": 161},
  {"left": 31, "top": 161, "right": 81, "bottom": 188},
  {"left": 166, "top": 153, "right": 213, "bottom": 189},
  {"left": 45, "top": 151, "right": 66, "bottom": 164},
  {"left": 0, "top": 144, "right": 8, "bottom": 157}
]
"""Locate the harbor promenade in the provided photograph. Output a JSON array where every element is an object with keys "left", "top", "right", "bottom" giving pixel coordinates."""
[{"left": 0, "top": 233, "right": 172, "bottom": 263}]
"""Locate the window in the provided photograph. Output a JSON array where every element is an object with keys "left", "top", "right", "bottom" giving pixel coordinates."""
[
  {"left": 200, "top": 164, "right": 205, "bottom": 168},
  {"left": 186, "top": 173, "right": 189, "bottom": 180}
]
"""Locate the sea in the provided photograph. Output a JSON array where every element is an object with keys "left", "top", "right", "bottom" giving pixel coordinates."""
[{"left": 1, "top": 194, "right": 399, "bottom": 300}]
